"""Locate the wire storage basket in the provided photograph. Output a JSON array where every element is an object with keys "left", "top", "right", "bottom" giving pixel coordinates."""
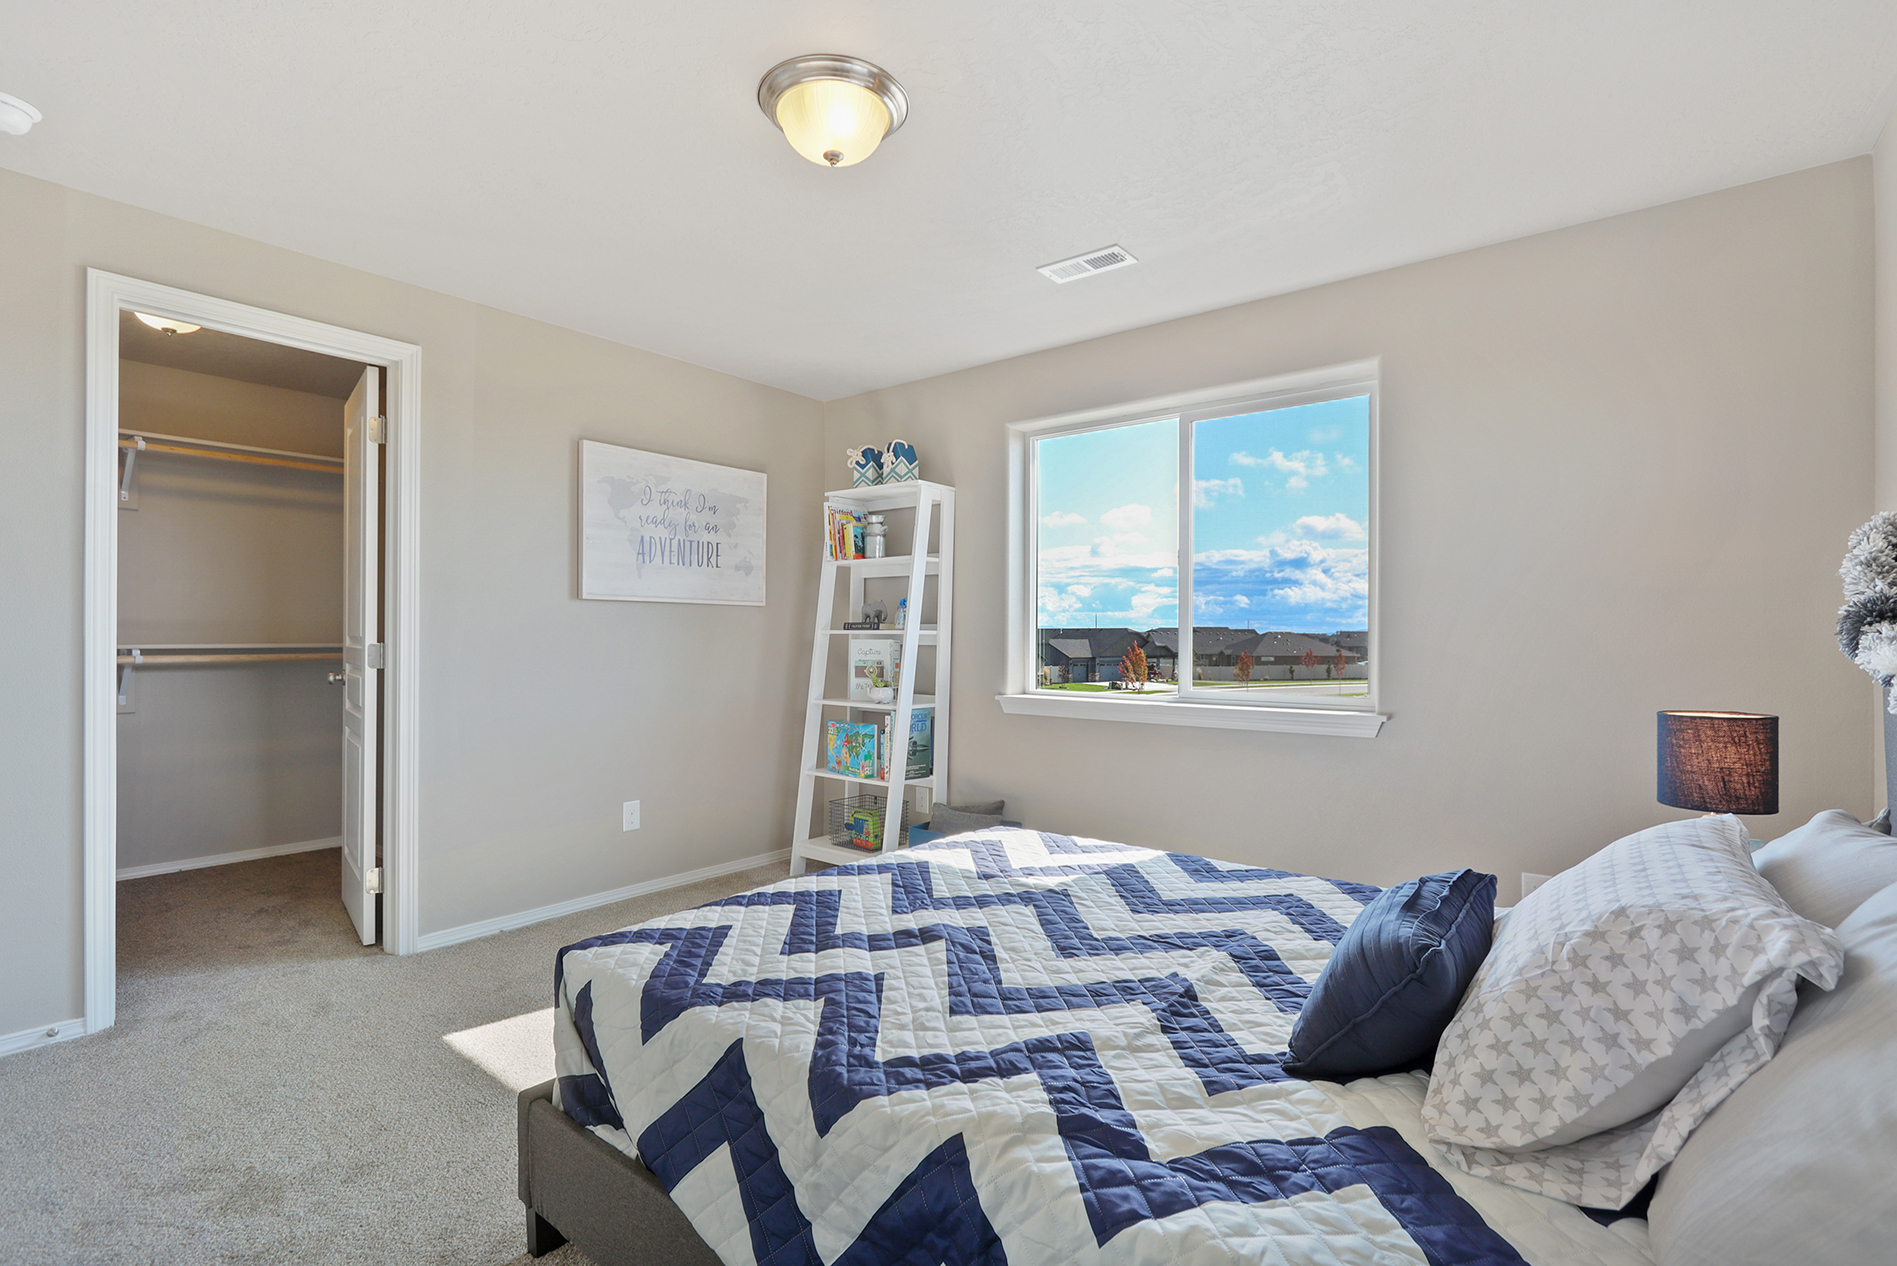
[{"left": 828, "top": 794, "right": 913, "bottom": 851}]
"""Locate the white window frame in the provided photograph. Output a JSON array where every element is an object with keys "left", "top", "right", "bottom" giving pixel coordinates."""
[{"left": 1000, "top": 360, "right": 1385, "bottom": 738}]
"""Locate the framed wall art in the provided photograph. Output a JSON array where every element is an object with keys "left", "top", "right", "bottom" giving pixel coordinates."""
[{"left": 580, "top": 439, "right": 766, "bottom": 605}]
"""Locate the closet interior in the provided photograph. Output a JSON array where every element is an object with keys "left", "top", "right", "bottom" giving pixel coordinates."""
[{"left": 116, "top": 310, "right": 378, "bottom": 944}]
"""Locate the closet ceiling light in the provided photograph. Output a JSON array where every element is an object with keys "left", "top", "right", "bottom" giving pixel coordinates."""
[
  {"left": 0, "top": 91, "right": 41, "bottom": 136},
  {"left": 757, "top": 54, "right": 907, "bottom": 168},
  {"left": 133, "top": 312, "right": 201, "bottom": 336}
]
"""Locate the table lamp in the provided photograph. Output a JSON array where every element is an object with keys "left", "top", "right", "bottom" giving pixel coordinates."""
[{"left": 1657, "top": 711, "right": 1779, "bottom": 816}]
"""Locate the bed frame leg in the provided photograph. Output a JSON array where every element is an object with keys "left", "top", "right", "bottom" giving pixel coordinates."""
[{"left": 525, "top": 1208, "right": 568, "bottom": 1257}]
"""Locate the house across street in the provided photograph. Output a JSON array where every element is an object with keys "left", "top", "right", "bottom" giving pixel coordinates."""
[{"left": 1039, "top": 627, "right": 1367, "bottom": 686}]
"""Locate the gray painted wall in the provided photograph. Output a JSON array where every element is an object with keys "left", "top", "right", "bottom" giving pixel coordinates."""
[
  {"left": 0, "top": 165, "right": 824, "bottom": 1037},
  {"left": 1871, "top": 108, "right": 1897, "bottom": 807},
  {"left": 116, "top": 666, "right": 343, "bottom": 871},
  {"left": 1, "top": 155, "right": 1881, "bottom": 1043},
  {"left": 825, "top": 161, "right": 1877, "bottom": 894},
  {"left": 1876, "top": 108, "right": 1897, "bottom": 517},
  {"left": 117, "top": 362, "right": 348, "bottom": 870}
]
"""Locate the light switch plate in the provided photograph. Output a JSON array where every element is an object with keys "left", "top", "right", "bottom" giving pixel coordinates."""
[
  {"left": 1521, "top": 872, "right": 1551, "bottom": 900},
  {"left": 622, "top": 801, "right": 640, "bottom": 832}
]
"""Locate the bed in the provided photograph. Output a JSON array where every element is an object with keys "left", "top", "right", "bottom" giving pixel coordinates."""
[{"left": 519, "top": 830, "right": 1660, "bottom": 1265}]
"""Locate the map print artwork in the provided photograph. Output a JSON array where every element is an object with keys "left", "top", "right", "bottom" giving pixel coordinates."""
[{"left": 581, "top": 439, "right": 767, "bottom": 605}]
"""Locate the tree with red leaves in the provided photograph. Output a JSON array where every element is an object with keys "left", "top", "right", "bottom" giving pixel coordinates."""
[{"left": 1120, "top": 643, "right": 1149, "bottom": 691}]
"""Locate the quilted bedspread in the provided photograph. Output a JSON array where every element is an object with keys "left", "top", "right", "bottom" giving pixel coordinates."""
[{"left": 553, "top": 829, "right": 1653, "bottom": 1266}]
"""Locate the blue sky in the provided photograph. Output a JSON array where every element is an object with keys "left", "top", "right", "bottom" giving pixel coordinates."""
[{"left": 1036, "top": 396, "right": 1370, "bottom": 632}]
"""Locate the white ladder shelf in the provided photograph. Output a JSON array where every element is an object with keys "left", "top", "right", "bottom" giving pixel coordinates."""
[{"left": 791, "top": 480, "right": 955, "bottom": 874}]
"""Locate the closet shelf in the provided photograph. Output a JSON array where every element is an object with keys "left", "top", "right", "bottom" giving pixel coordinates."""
[{"left": 116, "top": 651, "right": 342, "bottom": 665}]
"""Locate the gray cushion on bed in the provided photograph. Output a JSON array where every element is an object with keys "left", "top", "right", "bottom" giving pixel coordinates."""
[
  {"left": 1752, "top": 809, "right": 1897, "bottom": 928},
  {"left": 1649, "top": 879, "right": 1897, "bottom": 1266},
  {"left": 928, "top": 804, "right": 1006, "bottom": 835},
  {"left": 944, "top": 800, "right": 1004, "bottom": 817}
]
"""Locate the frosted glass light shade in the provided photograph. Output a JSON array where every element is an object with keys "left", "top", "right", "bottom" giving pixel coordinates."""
[
  {"left": 133, "top": 312, "right": 201, "bottom": 335},
  {"left": 757, "top": 54, "right": 908, "bottom": 169},
  {"left": 775, "top": 79, "right": 891, "bottom": 167},
  {"left": 0, "top": 91, "right": 40, "bottom": 137}
]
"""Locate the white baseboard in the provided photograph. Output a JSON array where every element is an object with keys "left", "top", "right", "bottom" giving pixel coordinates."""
[
  {"left": 116, "top": 835, "right": 342, "bottom": 882},
  {"left": 415, "top": 848, "right": 792, "bottom": 953},
  {"left": 0, "top": 1017, "right": 85, "bottom": 1058}
]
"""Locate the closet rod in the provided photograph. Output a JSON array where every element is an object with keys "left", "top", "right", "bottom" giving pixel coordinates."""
[
  {"left": 116, "top": 642, "right": 344, "bottom": 651},
  {"left": 115, "top": 652, "right": 343, "bottom": 665},
  {"left": 118, "top": 435, "right": 343, "bottom": 475},
  {"left": 117, "top": 428, "right": 345, "bottom": 465}
]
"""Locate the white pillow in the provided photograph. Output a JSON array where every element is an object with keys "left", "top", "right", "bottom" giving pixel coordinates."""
[
  {"left": 1751, "top": 808, "right": 1897, "bottom": 928},
  {"left": 1420, "top": 815, "right": 1842, "bottom": 1208},
  {"left": 1649, "top": 878, "right": 1897, "bottom": 1266}
]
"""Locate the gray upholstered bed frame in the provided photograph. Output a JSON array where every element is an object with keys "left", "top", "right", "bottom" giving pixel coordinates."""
[
  {"left": 518, "top": 1080, "right": 720, "bottom": 1264},
  {"left": 518, "top": 708, "right": 1897, "bottom": 1262}
]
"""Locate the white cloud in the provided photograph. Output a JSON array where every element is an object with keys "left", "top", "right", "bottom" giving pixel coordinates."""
[
  {"left": 1127, "top": 585, "right": 1174, "bottom": 618},
  {"left": 1100, "top": 503, "right": 1153, "bottom": 530},
  {"left": 1192, "top": 477, "right": 1244, "bottom": 509},
  {"left": 1092, "top": 531, "right": 1152, "bottom": 557},
  {"left": 1292, "top": 513, "right": 1366, "bottom": 541},
  {"left": 1192, "top": 539, "right": 1369, "bottom": 612},
  {"left": 1038, "top": 586, "right": 1083, "bottom": 618},
  {"left": 1229, "top": 449, "right": 1329, "bottom": 491},
  {"left": 1040, "top": 511, "right": 1086, "bottom": 528},
  {"left": 1065, "top": 583, "right": 1094, "bottom": 598},
  {"left": 1333, "top": 454, "right": 1360, "bottom": 473}
]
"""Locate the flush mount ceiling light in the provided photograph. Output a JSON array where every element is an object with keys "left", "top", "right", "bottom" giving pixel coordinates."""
[
  {"left": 757, "top": 54, "right": 907, "bottom": 168},
  {"left": 0, "top": 91, "right": 41, "bottom": 136},
  {"left": 133, "top": 312, "right": 202, "bottom": 336}
]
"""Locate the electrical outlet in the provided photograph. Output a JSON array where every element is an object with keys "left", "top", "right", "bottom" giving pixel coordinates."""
[
  {"left": 622, "top": 800, "right": 641, "bottom": 832},
  {"left": 1521, "top": 872, "right": 1552, "bottom": 900}
]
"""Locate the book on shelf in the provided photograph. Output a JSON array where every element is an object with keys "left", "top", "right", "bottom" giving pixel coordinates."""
[
  {"left": 826, "top": 506, "right": 865, "bottom": 561},
  {"left": 906, "top": 707, "right": 934, "bottom": 779},
  {"left": 875, "top": 707, "right": 933, "bottom": 781},
  {"left": 824, "top": 720, "right": 879, "bottom": 779}
]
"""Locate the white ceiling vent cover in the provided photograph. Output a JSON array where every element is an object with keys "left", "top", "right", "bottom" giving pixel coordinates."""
[{"left": 1037, "top": 245, "right": 1138, "bottom": 284}]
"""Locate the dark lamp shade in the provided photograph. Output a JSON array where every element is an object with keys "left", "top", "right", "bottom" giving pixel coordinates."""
[{"left": 1657, "top": 711, "right": 1779, "bottom": 815}]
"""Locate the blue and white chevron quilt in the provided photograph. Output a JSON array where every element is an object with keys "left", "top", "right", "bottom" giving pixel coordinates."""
[{"left": 553, "top": 829, "right": 1653, "bottom": 1266}]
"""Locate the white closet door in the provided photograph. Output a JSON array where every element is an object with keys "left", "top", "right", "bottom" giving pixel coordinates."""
[{"left": 340, "top": 366, "right": 380, "bottom": 945}]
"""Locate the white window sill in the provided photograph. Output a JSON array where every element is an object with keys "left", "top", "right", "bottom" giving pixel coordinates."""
[{"left": 994, "top": 692, "right": 1386, "bottom": 737}]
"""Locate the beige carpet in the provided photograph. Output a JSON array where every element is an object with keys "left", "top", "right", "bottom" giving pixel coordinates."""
[{"left": 0, "top": 848, "right": 787, "bottom": 1265}]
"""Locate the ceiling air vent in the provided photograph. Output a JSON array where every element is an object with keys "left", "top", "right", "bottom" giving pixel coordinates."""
[{"left": 1037, "top": 245, "right": 1138, "bottom": 284}]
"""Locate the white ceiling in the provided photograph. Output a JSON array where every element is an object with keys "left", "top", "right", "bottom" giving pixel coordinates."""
[{"left": 5, "top": 4, "right": 1896, "bottom": 400}]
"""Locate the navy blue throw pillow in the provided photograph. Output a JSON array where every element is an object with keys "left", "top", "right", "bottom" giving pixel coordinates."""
[{"left": 1283, "top": 869, "right": 1497, "bottom": 1081}]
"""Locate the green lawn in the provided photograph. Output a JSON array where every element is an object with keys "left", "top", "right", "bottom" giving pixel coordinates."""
[
  {"left": 1195, "top": 679, "right": 1368, "bottom": 693},
  {"left": 1042, "top": 679, "right": 1367, "bottom": 696}
]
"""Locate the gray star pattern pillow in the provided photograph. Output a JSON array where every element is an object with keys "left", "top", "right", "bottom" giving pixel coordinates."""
[{"left": 1419, "top": 815, "right": 1842, "bottom": 1208}]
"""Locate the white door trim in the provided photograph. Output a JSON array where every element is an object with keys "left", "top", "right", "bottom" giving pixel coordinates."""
[{"left": 84, "top": 270, "right": 425, "bottom": 1033}]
